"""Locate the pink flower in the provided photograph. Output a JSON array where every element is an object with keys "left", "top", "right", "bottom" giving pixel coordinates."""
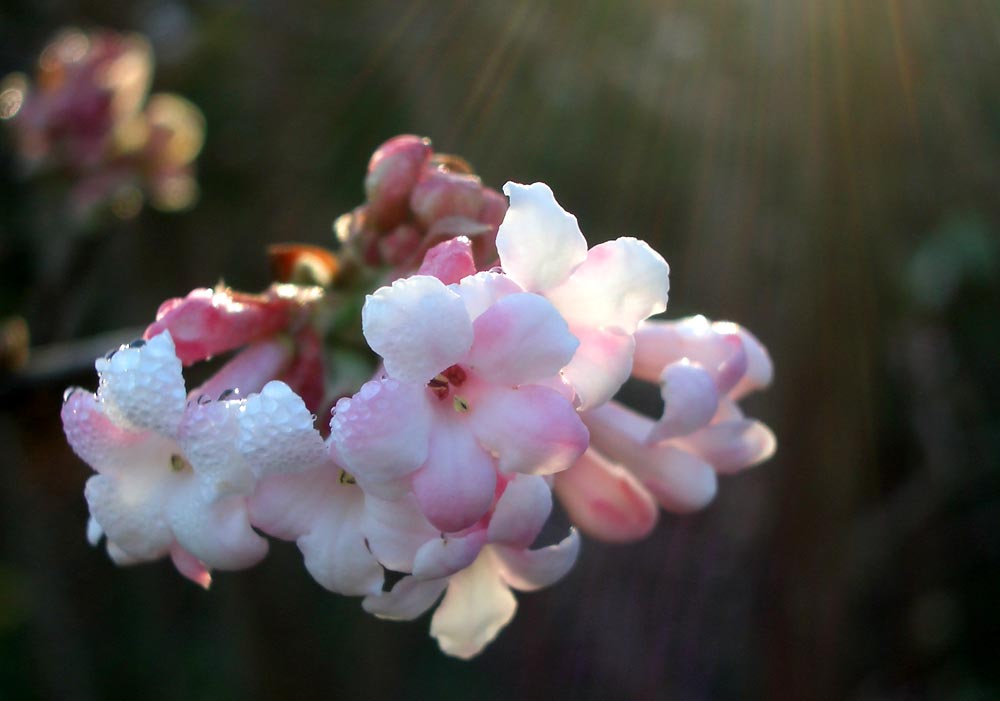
[
  {"left": 330, "top": 274, "right": 589, "bottom": 533},
  {"left": 145, "top": 283, "right": 326, "bottom": 412},
  {"left": 495, "top": 182, "right": 671, "bottom": 409},
  {"left": 555, "top": 315, "right": 776, "bottom": 542},
  {"left": 61, "top": 331, "right": 325, "bottom": 586},
  {"left": 362, "top": 473, "right": 580, "bottom": 659}
]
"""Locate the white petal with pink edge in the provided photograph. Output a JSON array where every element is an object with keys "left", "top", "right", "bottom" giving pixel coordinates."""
[
  {"left": 496, "top": 182, "right": 587, "bottom": 292},
  {"left": 561, "top": 325, "right": 635, "bottom": 411},
  {"left": 487, "top": 474, "right": 553, "bottom": 547},
  {"left": 493, "top": 528, "right": 581, "bottom": 591},
  {"left": 362, "top": 275, "right": 473, "bottom": 384}
]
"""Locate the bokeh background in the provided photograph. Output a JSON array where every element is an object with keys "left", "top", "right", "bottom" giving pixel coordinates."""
[{"left": 2, "top": 1, "right": 999, "bottom": 699}]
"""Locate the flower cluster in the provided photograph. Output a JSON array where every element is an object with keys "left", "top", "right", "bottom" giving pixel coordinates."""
[
  {"left": 62, "top": 139, "right": 775, "bottom": 658},
  {"left": 1, "top": 28, "right": 204, "bottom": 219},
  {"left": 334, "top": 135, "right": 508, "bottom": 272}
]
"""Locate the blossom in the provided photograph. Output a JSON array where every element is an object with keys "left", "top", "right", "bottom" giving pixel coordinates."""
[
  {"left": 362, "top": 473, "right": 580, "bottom": 659},
  {"left": 61, "top": 331, "right": 325, "bottom": 586},
  {"left": 331, "top": 273, "right": 589, "bottom": 533},
  {"left": 1, "top": 27, "right": 204, "bottom": 219},
  {"left": 555, "top": 315, "right": 776, "bottom": 542},
  {"left": 495, "top": 182, "right": 670, "bottom": 409}
]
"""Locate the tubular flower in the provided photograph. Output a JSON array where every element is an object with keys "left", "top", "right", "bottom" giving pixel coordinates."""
[
  {"left": 555, "top": 315, "right": 775, "bottom": 542},
  {"left": 61, "top": 331, "right": 325, "bottom": 587},
  {"left": 330, "top": 274, "right": 589, "bottom": 533},
  {"left": 495, "top": 182, "right": 671, "bottom": 410}
]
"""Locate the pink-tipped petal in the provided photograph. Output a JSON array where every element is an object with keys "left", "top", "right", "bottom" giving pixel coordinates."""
[
  {"left": 169, "top": 544, "right": 212, "bottom": 589},
  {"left": 330, "top": 378, "right": 431, "bottom": 497},
  {"left": 496, "top": 182, "right": 588, "bottom": 292},
  {"left": 467, "top": 293, "right": 578, "bottom": 386},
  {"left": 95, "top": 332, "right": 186, "bottom": 436},
  {"left": 413, "top": 529, "right": 489, "bottom": 580},
  {"left": 493, "top": 528, "right": 581, "bottom": 592},
  {"left": 547, "top": 237, "right": 669, "bottom": 333},
  {"left": 418, "top": 237, "right": 477, "bottom": 285},
  {"left": 430, "top": 550, "right": 517, "bottom": 659},
  {"left": 62, "top": 389, "right": 150, "bottom": 476},
  {"left": 561, "top": 325, "right": 635, "bottom": 411},
  {"left": 646, "top": 361, "right": 719, "bottom": 443},
  {"left": 363, "top": 576, "right": 448, "bottom": 621},
  {"left": 362, "top": 275, "right": 473, "bottom": 384},
  {"left": 412, "top": 421, "right": 496, "bottom": 533},
  {"left": 468, "top": 384, "right": 588, "bottom": 476},
  {"left": 554, "top": 450, "right": 658, "bottom": 543},
  {"left": 676, "top": 419, "right": 777, "bottom": 474},
  {"left": 487, "top": 474, "right": 553, "bottom": 548}
]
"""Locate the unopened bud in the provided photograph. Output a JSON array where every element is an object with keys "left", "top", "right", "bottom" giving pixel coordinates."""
[
  {"left": 410, "top": 169, "right": 483, "bottom": 229},
  {"left": 364, "top": 134, "right": 432, "bottom": 229}
]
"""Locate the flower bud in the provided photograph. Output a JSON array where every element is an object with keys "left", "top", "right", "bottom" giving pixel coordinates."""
[
  {"left": 410, "top": 168, "right": 484, "bottom": 229},
  {"left": 364, "top": 135, "right": 432, "bottom": 229}
]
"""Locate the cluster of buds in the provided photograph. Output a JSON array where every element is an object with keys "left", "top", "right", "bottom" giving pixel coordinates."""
[
  {"left": 61, "top": 138, "right": 775, "bottom": 659},
  {"left": 1, "top": 28, "right": 204, "bottom": 220},
  {"left": 335, "top": 135, "right": 508, "bottom": 274}
]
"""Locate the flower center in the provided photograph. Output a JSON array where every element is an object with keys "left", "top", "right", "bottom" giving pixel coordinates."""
[
  {"left": 427, "top": 364, "right": 471, "bottom": 413},
  {"left": 170, "top": 454, "right": 192, "bottom": 473}
]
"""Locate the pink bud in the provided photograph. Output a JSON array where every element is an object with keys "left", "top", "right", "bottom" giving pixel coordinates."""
[
  {"left": 410, "top": 168, "right": 484, "bottom": 229},
  {"left": 364, "top": 135, "right": 432, "bottom": 229},
  {"left": 417, "top": 237, "right": 476, "bottom": 284},
  {"left": 378, "top": 223, "right": 422, "bottom": 267},
  {"left": 278, "top": 326, "right": 325, "bottom": 414}
]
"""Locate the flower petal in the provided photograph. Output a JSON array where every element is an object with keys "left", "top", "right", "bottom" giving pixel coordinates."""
[
  {"left": 165, "top": 480, "right": 268, "bottom": 571},
  {"left": 547, "top": 237, "right": 669, "bottom": 332},
  {"left": 95, "top": 332, "right": 186, "bottom": 436},
  {"left": 238, "top": 381, "right": 326, "bottom": 477},
  {"left": 169, "top": 544, "right": 212, "bottom": 589},
  {"left": 84, "top": 474, "right": 174, "bottom": 560},
  {"left": 466, "top": 293, "right": 578, "bottom": 386},
  {"left": 561, "top": 325, "right": 635, "bottom": 410},
  {"left": 496, "top": 182, "right": 587, "bottom": 293},
  {"left": 487, "top": 474, "right": 552, "bottom": 547},
  {"left": 468, "top": 384, "right": 588, "bottom": 475},
  {"left": 363, "top": 576, "right": 448, "bottom": 621},
  {"left": 676, "top": 419, "right": 776, "bottom": 474},
  {"left": 553, "top": 450, "right": 658, "bottom": 543},
  {"left": 362, "top": 493, "right": 439, "bottom": 572},
  {"left": 413, "top": 529, "right": 488, "bottom": 580},
  {"left": 585, "top": 402, "right": 717, "bottom": 513},
  {"left": 362, "top": 275, "right": 473, "bottom": 384},
  {"left": 62, "top": 389, "right": 153, "bottom": 476},
  {"left": 493, "top": 528, "right": 580, "bottom": 591},
  {"left": 453, "top": 271, "right": 523, "bottom": 321},
  {"left": 417, "top": 237, "right": 477, "bottom": 285},
  {"left": 329, "top": 378, "right": 432, "bottom": 498},
  {"left": 714, "top": 322, "right": 774, "bottom": 399},
  {"left": 646, "top": 361, "right": 720, "bottom": 443},
  {"left": 430, "top": 549, "right": 517, "bottom": 659},
  {"left": 412, "top": 420, "right": 496, "bottom": 533},
  {"left": 177, "top": 400, "right": 254, "bottom": 497}
]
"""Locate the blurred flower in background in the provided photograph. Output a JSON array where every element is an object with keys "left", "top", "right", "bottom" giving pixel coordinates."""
[{"left": 1, "top": 27, "right": 204, "bottom": 223}]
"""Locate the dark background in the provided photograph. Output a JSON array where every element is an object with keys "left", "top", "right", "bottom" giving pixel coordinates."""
[{"left": 1, "top": 1, "right": 999, "bottom": 698}]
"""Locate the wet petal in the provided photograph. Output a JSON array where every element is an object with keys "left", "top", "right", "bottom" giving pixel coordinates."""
[
  {"left": 547, "top": 237, "right": 669, "bottom": 332},
  {"left": 62, "top": 390, "right": 155, "bottom": 476},
  {"left": 418, "top": 237, "right": 477, "bottom": 285},
  {"left": 330, "top": 378, "right": 432, "bottom": 498},
  {"left": 496, "top": 182, "right": 587, "bottom": 293},
  {"left": 493, "top": 528, "right": 580, "bottom": 591},
  {"left": 430, "top": 549, "right": 517, "bottom": 659},
  {"left": 238, "top": 381, "right": 326, "bottom": 477},
  {"left": 84, "top": 474, "right": 174, "bottom": 561},
  {"left": 95, "top": 331, "right": 186, "bottom": 436},
  {"left": 453, "top": 271, "right": 522, "bottom": 321},
  {"left": 469, "top": 385, "right": 588, "bottom": 475},
  {"left": 177, "top": 400, "right": 253, "bottom": 497},
  {"left": 165, "top": 481, "right": 268, "bottom": 571},
  {"left": 553, "top": 450, "right": 658, "bottom": 543},
  {"left": 362, "top": 275, "right": 472, "bottom": 384},
  {"left": 363, "top": 493, "right": 439, "bottom": 573},
  {"left": 466, "top": 293, "right": 578, "bottom": 386}
]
